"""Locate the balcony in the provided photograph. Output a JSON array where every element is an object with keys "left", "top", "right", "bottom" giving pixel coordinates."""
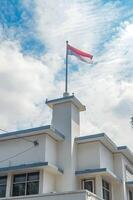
[{"left": 0, "top": 190, "right": 103, "bottom": 200}]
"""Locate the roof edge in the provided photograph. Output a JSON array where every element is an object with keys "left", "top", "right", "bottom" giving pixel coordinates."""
[
  {"left": 0, "top": 125, "right": 65, "bottom": 141},
  {"left": 75, "top": 168, "right": 107, "bottom": 175},
  {"left": 0, "top": 162, "right": 63, "bottom": 174},
  {"left": 46, "top": 95, "right": 86, "bottom": 112}
]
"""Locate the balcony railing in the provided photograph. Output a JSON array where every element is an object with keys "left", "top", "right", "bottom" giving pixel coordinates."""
[
  {"left": 87, "top": 191, "right": 103, "bottom": 200},
  {"left": 0, "top": 190, "right": 103, "bottom": 200}
]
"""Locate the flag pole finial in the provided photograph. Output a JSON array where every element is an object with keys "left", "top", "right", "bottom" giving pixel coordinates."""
[{"left": 63, "top": 41, "right": 69, "bottom": 97}]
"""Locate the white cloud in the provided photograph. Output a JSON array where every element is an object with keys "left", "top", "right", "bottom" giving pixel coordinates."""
[
  {"left": 0, "top": 41, "right": 55, "bottom": 131},
  {"left": 35, "top": 0, "right": 121, "bottom": 54},
  {"left": 74, "top": 21, "right": 133, "bottom": 148}
]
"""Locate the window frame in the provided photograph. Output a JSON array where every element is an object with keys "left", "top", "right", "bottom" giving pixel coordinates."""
[
  {"left": 0, "top": 175, "right": 7, "bottom": 198},
  {"left": 129, "top": 190, "right": 133, "bottom": 200},
  {"left": 12, "top": 171, "right": 39, "bottom": 197},
  {"left": 81, "top": 178, "right": 95, "bottom": 193},
  {"left": 102, "top": 179, "right": 111, "bottom": 200}
]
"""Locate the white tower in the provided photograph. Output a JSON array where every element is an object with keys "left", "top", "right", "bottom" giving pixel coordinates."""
[{"left": 46, "top": 94, "right": 86, "bottom": 191}]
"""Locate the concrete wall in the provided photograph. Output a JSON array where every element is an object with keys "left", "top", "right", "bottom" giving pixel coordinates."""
[
  {"left": 45, "top": 135, "right": 57, "bottom": 166},
  {"left": 126, "top": 169, "right": 133, "bottom": 181},
  {"left": 113, "top": 153, "right": 127, "bottom": 200},
  {"left": 120, "top": 155, "right": 133, "bottom": 200},
  {"left": 42, "top": 170, "right": 56, "bottom": 193},
  {"left": 77, "top": 142, "right": 100, "bottom": 170},
  {"left": 52, "top": 102, "right": 72, "bottom": 137},
  {"left": 99, "top": 144, "right": 114, "bottom": 172},
  {"left": 0, "top": 190, "right": 100, "bottom": 200},
  {"left": 77, "top": 141, "right": 115, "bottom": 173},
  {"left": 0, "top": 134, "right": 58, "bottom": 168},
  {"left": 53, "top": 102, "right": 80, "bottom": 192},
  {"left": 0, "top": 134, "right": 46, "bottom": 168},
  {"left": 71, "top": 103, "right": 80, "bottom": 138}
]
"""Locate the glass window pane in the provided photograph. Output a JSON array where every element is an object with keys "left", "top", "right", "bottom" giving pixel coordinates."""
[
  {"left": 27, "top": 172, "right": 39, "bottom": 181},
  {"left": 0, "top": 185, "right": 6, "bottom": 197},
  {"left": 84, "top": 180, "right": 94, "bottom": 193},
  {"left": 14, "top": 174, "right": 26, "bottom": 183},
  {"left": 12, "top": 172, "right": 39, "bottom": 197},
  {"left": 129, "top": 190, "right": 133, "bottom": 200},
  {"left": 27, "top": 182, "right": 39, "bottom": 195},
  {"left": 103, "top": 189, "right": 105, "bottom": 199},
  {"left": 12, "top": 183, "right": 25, "bottom": 196},
  {"left": 102, "top": 180, "right": 109, "bottom": 190},
  {"left": 0, "top": 176, "right": 7, "bottom": 185},
  {"left": 103, "top": 189, "right": 110, "bottom": 200}
]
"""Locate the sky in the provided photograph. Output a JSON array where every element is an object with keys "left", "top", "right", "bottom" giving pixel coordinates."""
[{"left": 0, "top": 0, "right": 133, "bottom": 149}]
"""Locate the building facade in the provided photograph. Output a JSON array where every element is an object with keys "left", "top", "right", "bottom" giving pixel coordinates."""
[{"left": 0, "top": 95, "right": 132, "bottom": 200}]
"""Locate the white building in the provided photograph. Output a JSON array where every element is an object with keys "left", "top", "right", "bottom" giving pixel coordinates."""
[{"left": 0, "top": 94, "right": 133, "bottom": 200}]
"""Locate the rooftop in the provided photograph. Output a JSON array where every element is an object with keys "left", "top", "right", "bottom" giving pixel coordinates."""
[
  {"left": 75, "top": 133, "right": 133, "bottom": 164},
  {"left": 0, "top": 125, "right": 65, "bottom": 142},
  {"left": 46, "top": 95, "right": 86, "bottom": 112}
]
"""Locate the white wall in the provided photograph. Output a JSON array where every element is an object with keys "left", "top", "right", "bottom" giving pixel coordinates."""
[
  {"left": 77, "top": 142, "right": 100, "bottom": 170},
  {"left": 126, "top": 169, "right": 133, "bottom": 181},
  {"left": 45, "top": 135, "right": 57, "bottom": 166},
  {"left": 0, "top": 134, "right": 46, "bottom": 168},
  {"left": 53, "top": 102, "right": 80, "bottom": 192},
  {"left": 42, "top": 169, "right": 56, "bottom": 193},
  {"left": 120, "top": 155, "right": 133, "bottom": 200},
  {"left": 99, "top": 144, "right": 114, "bottom": 172},
  {"left": 52, "top": 102, "right": 71, "bottom": 137},
  {"left": 113, "top": 153, "right": 127, "bottom": 200},
  {"left": 71, "top": 103, "right": 80, "bottom": 138},
  {"left": 1, "top": 191, "right": 88, "bottom": 200}
]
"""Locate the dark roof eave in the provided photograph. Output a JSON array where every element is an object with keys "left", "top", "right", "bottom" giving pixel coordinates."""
[
  {"left": 0, "top": 162, "right": 63, "bottom": 174},
  {"left": 0, "top": 125, "right": 65, "bottom": 141},
  {"left": 75, "top": 168, "right": 107, "bottom": 175}
]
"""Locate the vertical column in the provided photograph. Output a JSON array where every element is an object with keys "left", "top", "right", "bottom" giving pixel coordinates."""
[
  {"left": 114, "top": 154, "right": 128, "bottom": 200},
  {"left": 122, "top": 164, "right": 128, "bottom": 200},
  {"left": 111, "top": 181, "right": 115, "bottom": 200},
  {"left": 39, "top": 170, "right": 44, "bottom": 194},
  {"left": 41, "top": 169, "right": 56, "bottom": 193},
  {"left": 6, "top": 173, "right": 12, "bottom": 197},
  {"left": 95, "top": 175, "right": 103, "bottom": 198}
]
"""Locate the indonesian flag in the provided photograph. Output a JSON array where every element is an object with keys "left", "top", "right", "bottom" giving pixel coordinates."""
[{"left": 67, "top": 44, "right": 93, "bottom": 63}]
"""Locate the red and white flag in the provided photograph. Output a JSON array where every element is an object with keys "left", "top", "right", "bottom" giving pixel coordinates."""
[{"left": 67, "top": 44, "right": 93, "bottom": 63}]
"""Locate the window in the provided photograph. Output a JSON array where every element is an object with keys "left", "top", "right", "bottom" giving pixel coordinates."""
[
  {"left": 129, "top": 190, "right": 133, "bottom": 200},
  {"left": 12, "top": 172, "right": 39, "bottom": 196},
  {"left": 102, "top": 180, "right": 111, "bottom": 200},
  {"left": 82, "top": 179, "right": 95, "bottom": 193},
  {"left": 0, "top": 176, "right": 7, "bottom": 198}
]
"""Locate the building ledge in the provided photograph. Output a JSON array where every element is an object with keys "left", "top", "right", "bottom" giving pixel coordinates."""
[
  {"left": 46, "top": 95, "right": 86, "bottom": 112},
  {"left": 0, "top": 125, "right": 65, "bottom": 142},
  {"left": 0, "top": 162, "right": 63, "bottom": 175},
  {"left": 117, "top": 146, "right": 133, "bottom": 165},
  {"left": 0, "top": 190, "right": 102, "bottom": 200},
  {"left": 75, "top": 133, "right": 118, "bottom": 152},
  {"left": 75, "top": 168, "right": 121, "bottom": 183}
]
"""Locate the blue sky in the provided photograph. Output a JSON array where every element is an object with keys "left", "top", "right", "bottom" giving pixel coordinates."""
[
  {"left": 0, "top": 0, "right": 133, "bottom": 149},
  {"left": 0, "top": 0, "right": 132, "bottom": 57},
  {"left": 0, "top": 0, "right": 45, "bottom": 56}
]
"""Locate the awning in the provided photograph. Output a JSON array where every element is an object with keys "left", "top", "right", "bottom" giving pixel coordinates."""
[
  {"left": 0, "top": 125, "right": 65, "bottom": 142},
  {"left": 0, "top": 162, "right": 63, "bottom": 175},
  {"left": 75, "top": 168, "right": 121, "bottom": 183}
]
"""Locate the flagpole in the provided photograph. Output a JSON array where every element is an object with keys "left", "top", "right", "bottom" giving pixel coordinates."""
[{"left": 64, "top": 41, "right": 69, "bottom": 96}]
